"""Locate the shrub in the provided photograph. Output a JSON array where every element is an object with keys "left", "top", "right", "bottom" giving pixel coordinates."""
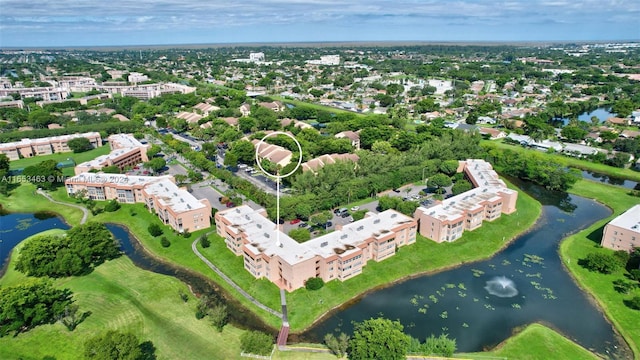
[
  {"left": 148, "top": 223, "right": 163, "bottom": 237},
  {"left": 625, "top": 296, "right": 640, "bottom": 310},
  {"left": 305, "top": 277, "right": 324, "bottom": 291},
  {"left": 182, "top": 229, "right": 191, "bottom": 238},
  {"left": 209, "top": 304, "right": 228, "bottom": 332},
  {"left": 240, "top": 330, "right": 273, "bottom": 356},
  {"left": 581, "top": 252, "right": 621, "bottom": 274},
  {"left": 160, "top": 236, "right": 171, "bottom": 248},
  {"left": 200, "top": 234, "right": 211, "bottom": 248},
  {"left": 104, "top": 199, "right": 121, "bottom": 212}
]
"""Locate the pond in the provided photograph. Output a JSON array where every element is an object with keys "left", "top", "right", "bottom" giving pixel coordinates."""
[
  {"left": 562, "top": 107, "right": 614, "bottom": 125},
  {"left": 0, "top": 212, "right": 70, "bottom": 276},
  {"left": 581, "top": 170, "right": 640, "bottom": 190},
  {"left": 303, "top": 181, "right": 628, "bottom": 358}
]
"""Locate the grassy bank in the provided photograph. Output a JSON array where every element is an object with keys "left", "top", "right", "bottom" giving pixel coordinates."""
[
  {"left": 9, "top": 145, "right": 111, "bottom": 170},
  {"left": 0, "top": 232, "right": 244, "bottom": 360},
  {"left": 464, "top": 323, "right": 600, "bottom": 360},
  {"left": 561, "top": 179, "right": 640, "bottom": 359},
  {"left": 198, "top": 180, "right": 542, "bottom": 331},
  {"left": 487, "top": 140, "right": 640, "bottom": 182},
  {"left": 0, "top": 183, "right": 87, "bottom": 226}
]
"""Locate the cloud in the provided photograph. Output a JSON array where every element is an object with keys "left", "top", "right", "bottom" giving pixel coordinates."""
[{"left": 0, "top": 0, "right": 637, "bottom": 45}]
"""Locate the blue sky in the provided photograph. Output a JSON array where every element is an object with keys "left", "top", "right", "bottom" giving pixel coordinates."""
[{"left": 1, "top": 0, "right": 638, "bottom": 47}]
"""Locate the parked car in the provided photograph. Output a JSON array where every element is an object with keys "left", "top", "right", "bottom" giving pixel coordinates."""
[
  {"left": 226, "top": 202, "right": 235, "bottom": 208},
  {"left": 325, "top": 221, "right": 333, "bottom": 228},
  {"left": 350, "top": 206, "right": 360, "bottom": 211},
  {"left": 298, "top": 222, "right": 308, "bottom": 228},
  {"left": 340, "top": 212, "right": 350, "bottom": 218},
  {"left": 290, "top": 219, "right": 301, "bottom": 225}
]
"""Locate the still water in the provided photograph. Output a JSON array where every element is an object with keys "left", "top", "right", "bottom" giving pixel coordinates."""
[{"left": 305, "top": 183, "right": 627, "bottom": 358}]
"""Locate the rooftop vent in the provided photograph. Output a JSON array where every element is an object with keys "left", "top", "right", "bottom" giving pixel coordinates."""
[
  {"left": 341, "top": 234, "right": 348, "bottom": 239},
  {"left": 357, "top": 225, "right": 364, "bottom": 231},
  {"left": 245, "top": 215, "right": 250, "bottom": 220},
  {"left": 321, "top": 241, "right": 328, "bottom": 247},
  {"left": 257, "top": 223, "right": 262, "bottom": 229},
  {"left": 264, "top": 233, "right": 270, "bottom": 238},
  {"left": 391, "top": 213, "right": 397, "bottom": 218},
  {"left": 374, "top": 219, "right": 380, "bottom": 224},
  {"left": 187, "top": 204, "right": 191, "bottom": 209}
]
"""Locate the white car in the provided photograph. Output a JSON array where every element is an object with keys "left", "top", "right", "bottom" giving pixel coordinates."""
[{"left": 350, "top": 206, "right": 360, "bottom": 211}]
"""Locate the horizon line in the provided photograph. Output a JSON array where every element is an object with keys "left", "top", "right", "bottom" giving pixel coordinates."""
[{"left": 2, "top": 39, "right": 639, "bottom": 51}]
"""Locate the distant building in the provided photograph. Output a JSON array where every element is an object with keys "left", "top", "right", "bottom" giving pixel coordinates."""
[
  {"left": 240, "top": 103, "right": 251, "bottom": 117},
  {"left": 301, "top": 153, "right": 359, "bottom": 173},
  {"left": 127, "top": 72, "right": 149, "bottom": 83},
  {"left": 65, "top": 173, "right": 211, "bottom": 233},
  {"left": 74, "top": 134, "right": 148, "bottom": 174},
  {"left": 249, "top": 52, "right": 265, "bottom": 62},
  {"left": 251, "top": 139, "right": 292, "bottom": 167},
  {"left": 258, "top": 101, "right": 285, "bottom": 112},
  {"left": 306, "top": 55, "right": 340, "bottom": 66},
  {"left": 601, "top": 205, "right": 640, "bottom": 252},
  {"left": 215, "top": 205, "right": 417, "bottom": 291},
  {"left": 414, "top": 159, "right": 518, "bottom": 243},
  {"left": 0, "top": 132, "right": 102, "bottom": 161},
  {"left": 335, "top": 131, "right": 360, "bottom": 150}
]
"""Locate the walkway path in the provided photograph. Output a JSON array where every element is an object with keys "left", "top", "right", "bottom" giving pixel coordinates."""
[
  {"left": 191, "top": 238, "right": 282, "bottom": 318},
  {"left": 36, "top": 189, "right": 89, "bottom": 224}
]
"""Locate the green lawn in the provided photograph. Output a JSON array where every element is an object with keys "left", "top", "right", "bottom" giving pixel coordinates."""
[
  {"left": 0, "top": 183, "right": 88, "bottom": 226},
  {"left": 9, "top": 145, "right": 111, "bottom": 170},
  {"left": 197, "top": 180, "right": 542, "bottom": 331},
  {"left": 486, "top": 140, "right": 640, "bottom": 182},
  {"left": 561, "top": 179, "right": 640, "bottom": 359},
  {"left": 463, "top": 323, "right": 600, "bottom": 360},
  {"left": 0, "top": 232, "right": 245, "bottom": 360},
  {"left": 271, "top": 96, "right": 365, "bottom": 117}
]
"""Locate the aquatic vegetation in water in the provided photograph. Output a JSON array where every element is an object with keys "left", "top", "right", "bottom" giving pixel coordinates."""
[
  {"left": 524, "top": 254, "right": 545, "bottom": 265},
  {"left": 16, "top": 218, "right": 34, "bottom": 230},
  {"left": 440, "top": 311, "right": 448, "bottom": 319},
  {"left": 457, "top": 283, "right": 466, "bottom": 290},
  {"left": 512, "top": 303, "right": 521, "bottom": 309},
  {"left": 502, "top": 259, "right": 511, "bottom": 266},
  {"left": 462, "top": 322, "right": 469, "bottom": 328},
  {"left": 458, "top": 291, "right": 467, "bottom": 298},
  {"left": 526, "top": 272, "right": 542, "bottom": 279},
  {"left": 445, "top": 283, "right": 456, "bottom": 289},
  {"left": 471, "top": 269, "right": 485, "bottom": 277},
  {"left": 418, "top": 307, "right": 427, "bottom": 314},
  {"left": 429, "top": 295, "right": 438, "bottom": 304}
]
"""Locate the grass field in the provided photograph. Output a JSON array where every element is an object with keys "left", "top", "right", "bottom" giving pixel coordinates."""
[
  {"left": 0, "top": 183, "right": 88, "bottom": 226},
  {"left": 561, "top": 180, "right": 640, "bottom": 359},
  {"left": 463, "top": 323, "right": 600, "bottom": 360},
  {"left": 0, "top": 232, "right": 245, "bottom": 360},
  {"left": 8, "top": 145, "right": 111, "bottom": 170},
  {"left": 485, "top": 140, "right": 640, "bottom": 182}
]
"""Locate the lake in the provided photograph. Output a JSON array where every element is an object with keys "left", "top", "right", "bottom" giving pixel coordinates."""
[{"left": 303, "top": 182, "right": 628, "bottom": 358}]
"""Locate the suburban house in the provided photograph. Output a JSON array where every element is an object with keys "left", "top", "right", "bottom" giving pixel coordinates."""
[
  {"left": 601, "top": 205, "right": 640, "bottom": 252},
  {"left": 301, "top": 153, "right": 359, "bottom": 173},
  {"left": 74, "top": 134, "right": 149, "bottom": 174},
  {"left": 251, "top": 139, "right": 293, "bottom": 168},
  {"left": 259, "top": 101, "right": 285, "bottom": 112},
  {"left": 215, "top": 205, "right": 417, "bottom": 291},
  {"left": 65, "top": 173, "right": 211, "bottom": 233},
  {"left": 414, "top": 159, "right": 518, "bottom": 243},
  {"left": 0, "top": 132, "right": 102, "bottom": 161},
  {"left": 335, "top": 131, "right": 361, "bottom": 150},
  {"left": 240, "top": 103, "right": 251, "bottom": 117},
  {"left": 176, "top": 111, "right": 203, "bottom": 124},
  {"left": 193, "top": 102, "right": 220, "bottom": 116}
]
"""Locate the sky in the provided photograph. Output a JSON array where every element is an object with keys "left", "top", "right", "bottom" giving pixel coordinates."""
[{"left": 0, "top": 0, "right": 639, "bottom": 48}]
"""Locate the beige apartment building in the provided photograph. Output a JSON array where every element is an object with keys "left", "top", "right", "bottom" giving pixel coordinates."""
[
  {"left": 215, "top": 205, "right": 417, "bottom": 291},
  {"left": 601, "top": 205, "right": 640, "bottom": 252},
  {"left": 0, "top": 132, "right": 102, "bottom": 161},
  {"left": 74, "top": 134, "right": 149, "bottom": 174},
  {"left": 65, "top": 173, "right": 211, "bottom": 233},
  {"left": 414, "top": 159, "right": 518, "bottom": 243}
]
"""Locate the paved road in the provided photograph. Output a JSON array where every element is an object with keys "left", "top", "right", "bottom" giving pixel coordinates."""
[
  {"left": 36, "top": 189, "right": 88, "bottom": 224},
  {"left": 191, "top": 238, "right": 282, "bottom": 318}
]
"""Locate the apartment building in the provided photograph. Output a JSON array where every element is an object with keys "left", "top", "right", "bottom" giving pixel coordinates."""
[
  {"left": 301, "top": 153, "right": 359, "bottom": 173},
  {"left": 335, "top": 131, "right": 360, "bottom": 150},
  {"left": 215, "top": 205, "right": 417, "bottom": 291},
  {"left": 601, "top": 205, "right": 640, "bottom": 252},
  {"left": 0, "top": 132, "right": 102, "bottom": 161},
  {"left": 65, "top": 173, "right": 211, "bottom": 233},
  {"left": 251, "top": 139, "right": 292, "bottom": 168},
  {"left": 414, "top": 159, "right": 518, "bottom": 243},
  {"left": 74, "top": 134, "right": 148, "bottom": 174}
]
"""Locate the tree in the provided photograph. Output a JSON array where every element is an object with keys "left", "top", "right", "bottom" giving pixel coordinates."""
[
  {"left": 240, "top": 330, "right": 274, "bottom": 356},
  {"left": 625, "top": 296, "right": 640, "bottom": 311},
  {"left": 348, "top": 317, "right": 410, "bottom": 360},
  {"left": 146, "top": 144, "right": 162, "bottom": 158},
  {"left": 68, "top": 137, "right": 93, "bottom": 153},
  {"left": 561, "top": 126, "right": 588, "bottom": 143},
  {"left": 102, "top": 165, "right": 120, "bottom": 174},
  {"left": 288, "top": 228, "right": 311, "bottom": 243},
  {"left": 452, "top": 179, "right": 473, "bottom": 195},
  {"left": 325, "top": 332, "right": 350, "bottom": 358},
  {"left": 613, "top": 279, "right": 636, "bottom": 294},
  {"left": 439, "top": 160, "right": 459, "bottom": 176},
  {"left": 58, "top": 303, "right": 89, "bottom": 331},
  {"left": 0, "top": 278, "right": 73, "bottom": 337},
  {"left": 148, "top": 223, "right": 163, "bottom": 237},
  {"left": 0, "top": 153, "right": 9, "bottom": 175},
  {"left": 22, "top": 159, "right": 62, "bottom": 190},
  {"left": 230, "top": 140, "right": 255, "bottom": 164},
  {"left": 16, "top": 222, "right": 120, "bottom": 278},
  {"left": 422, "top": 334, "right": 457, "bottom": 357},
  {"left": 84, "top": 330, "right": 155, "bottom": 360},
  {"left": 199, "top": 234, "right": 211, "bottom": 248},
  {"left": 310, "top": 211, "right": 332, "bottom": 227},
  {"left": 209, "top": 304, "right": 228, "bottom": 332},
  {"left": 581, "top": 252, "right": 621, "bottom": 274},
  {"left": 305, "top": 277, "right": 324, "bottom": 290},
  {"left": 160, "top": 236, "right": 171, "bottom": 248},
  {"left": 429, "top": 173, "right": 453, "bottom": 194},
  {"left": 144, "top": 157, "right": 166, "bottom": 173}
]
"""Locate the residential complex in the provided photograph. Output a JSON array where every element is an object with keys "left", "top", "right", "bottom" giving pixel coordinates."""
[
  {"left": 74, "top": 134, "right": 149, "bottom": 174},
  {"left": 601, "top": 205, "right": 640, "bottom": 252},
  {"left": 215, "top": 205, "right": 417, "bottom": 291},
  {"left": 0, "top": 132, "right": 102, "bottom": 161},
  {"left": 414, "top": 159, "right": 518, "bottom": 243},
  {"left": 252, "top": 139, "right": 292, "bottom": 167},
  {"left": 301, "top": 153, "right": 359, "bottom": 173},
  {"left": 65, "top": 172, "right": 211, "bottom": 233}
]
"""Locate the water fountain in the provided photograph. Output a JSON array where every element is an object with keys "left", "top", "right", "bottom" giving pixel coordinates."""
[{"left": 484, "top": 276, "right": 518, "bottom": 298}]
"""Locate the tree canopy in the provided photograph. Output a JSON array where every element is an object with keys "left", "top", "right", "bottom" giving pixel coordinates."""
[
  {"left": 16, "top": 222, "right": 120, "bottom": 278},
  {"left": 0, "top": 278, "right": 73, "bottom": 337},
  {"left": 348, "top": 317, "right": 410, "bottom": 360},
  {"left": 68, "top": 137, "right": 94, "bottom": 153},
  {"left": 84, "top": 330, "right": 156, "bottom": 360}
]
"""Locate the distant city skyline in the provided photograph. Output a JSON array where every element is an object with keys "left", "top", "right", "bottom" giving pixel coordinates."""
[{"left": 1, "top": 0, "right": 638, "bottom": 48}]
